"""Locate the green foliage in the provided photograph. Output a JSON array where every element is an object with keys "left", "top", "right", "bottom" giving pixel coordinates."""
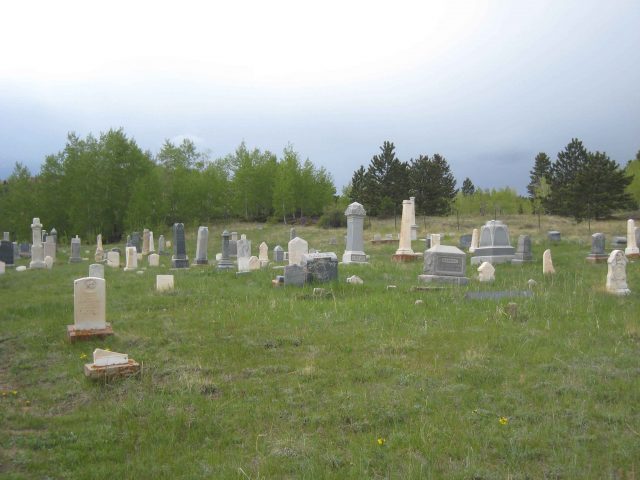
[
  {"left": 455, "top": 187, "right": 532, "bottom": 216},
  {"left": 317, "top": 204, "right": 347, "bottom": 228},
  {"left": 625, "top": 150, "right": 640, "bottom": 205},
  {"left": 461, "top": 177, "right": 475, "bottom": 196},
  {"left": 409, "top": 153, "right": 458, "bottom": 216},
  {"left": 527, "top": 152, "right": 551, "bottom": 200}
]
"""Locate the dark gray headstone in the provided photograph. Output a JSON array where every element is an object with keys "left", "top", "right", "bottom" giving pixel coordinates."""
[
  {"left": 513, "top": 235, "right": 533, "bottom": 263},
  {"left": 273, "top": 245, "right": 284, "bottom": 262},
  {"left": 547, "top": 231, "right": 561, "bottom": 242},
  {"left": 217, "top": 230, "right": 234, "bottom": 270},
  {"left": 459, "top": 234, "right": 472, "bottom": 249},
  {"left": 0, "top": 240, "right": 14, "bottom": 267},
  {"left": 69, "top": 236, "right": 82, "bottom": 263},
  {"left": 19, "top": 243, "right": 31, "bottom": 258},
  {"left": 50, "top": 228, "right": 57, "bottom": 244},
  {"left": 229, "top": 240, "right": 237, "bottom": 258},
  {"left": 301, "top": 252, "right": 338, "bottom": 283},
  {"left": 465, "top": 291, "right": 533, "bottom": 300},
  {"left": 12, "top": 242, "right": 18, "bottom": 264},
  {"left": 284, "top": 264, "right": 306, "bottom": 286},
  {"left": 586, "top": 233, "right": 608, "bottom": 263},
  {"left": 131, "top": 232, "right": 142, "bottom": 253},
  {"left": 612, "top": 236, "right": 627, "bottom": 247},
  {"left": 171, "top": 223, "right": 189, "bottom": 268},
  {"left": 419, "top": 245, "right": 468, "bottom": 285}
]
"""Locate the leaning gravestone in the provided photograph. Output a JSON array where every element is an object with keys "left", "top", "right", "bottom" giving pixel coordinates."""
[
  {"left": 418, "top": 245, "right": 469, "bottom": 285},
  {"left": 586, "top": 233, "right": 608, "bottom": 263},
  {"left": 89, "top": 263, "right": 105, "bottom": 279},
  {"left": 301, "top": 252, "right": 339, "bottom": 283},
  {"left": 67, "top": 276, "right": 113, "bottom": 342},
  {"left": 0, "top": 240, "right": 14, "bottom": 267},
  {"left": 342, "top": 202, "right": 368, "bottom": 264},
  {"left": 171, "top": 223, "right": 189, "bottom": 268},
  {"left": 288, "top": 237, "right": 309, "bottom": 266},
  {"left": 469, "top": 228, "right": 479, "bottom": 253},
  {"left": 69, "top": 236, "right": 82, "bottom": 263},
  {"left": 194, "top": 226, "right": 209, "bottom": 265},
  {"left": 606, "top": 250, "right": 630, "bottom": 296},
  {"left": 512, "top": 235, "right": 533, "bottom": 264},
  {"left": 471, "top": 220, "right": 516, "bottom": 265},
  {"left": 217, "top": 230, "right": 234, "bottom": 270},
  {"left": 273, "top": 245, "right": 284, "bottom": 263}
]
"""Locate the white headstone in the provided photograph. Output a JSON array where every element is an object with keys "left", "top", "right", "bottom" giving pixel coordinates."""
[
  {"left": 542, "top": 249, "right": 555, "bottom": 275},
  {"left": 0, "top": 260, "right": 5, "bottom": 274},
  {"left": 248, "top": 256, "right": 261, "bottom": 271},
  {"left": 44, "top": 255, "right": 54, "bottom": 269},
  {"left": 395, "top": 199, "right": 414, "bottom": 255},
  {"left": 477, "top": 262, "right": 495, "bottom": 282},
  {"left": 95, "top": 234, "right": 104, "bottom": 262},
  {"left": 288, "top": 237, "right": 309, "bottom": 265},
  {"left": 156, "top": 274, "right": 174, "bottom": 292},
  {"left": 606, "top": 250, "right": 630, "bottom": 296},
  {"left": 92, "top": 348, "right": 128, "bottom": 366},
  {"left": 89, "top": 263, "right": 104, "bottom": 278},
  {"left": 142, "top": 229, "right": 150, "bottom": 255},
  {"left": 106, "top": 251, "right": 120, "bottom": 268},
  {"left": 16, "top": 266, "right": 27, "bottom": 272},
  {"left": 346, "top": 274, "right": 364, "bottom": 285},
  {"left": 469, "top": 228, "right": 479, "bottom": 253},
  {"left": 148, "top": 231, "right": 155, "bottom": 253},
  {"left": 625, "top": 219, "right": 639, "bottom": 256},
  {"left": 44, "top": 235, "right": 56, "bottom": 261},
  {"left": 74, "top": 277, "right": 106, "bottom": 330},
  {"left": 148, "top": 253, "right": 160, "bottom": 267},
  {"left": 237, "top": 236, "right": 252, "bottom": 272},
  {"left": 259, "top": 242, "right": 269, "bottom": 262},
  {"left": 430, "top": 234, "right": 441, "bottom": 248},
  {"left": 409, "top": 196, "right": 418, "bottom": 241},
  {"left": 124, "top": 246, "right": 138, "bottom": 271}
]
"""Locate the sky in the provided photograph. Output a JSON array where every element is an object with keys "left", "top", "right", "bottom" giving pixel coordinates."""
[{"left": 0, "top": 0, "right": 639, "bottom": 194}]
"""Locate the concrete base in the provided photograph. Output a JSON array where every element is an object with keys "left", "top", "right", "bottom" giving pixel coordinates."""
[
  {"left": 193, "top": 259, "right": 209, "bottom": 266},
  {"left": 67, "top": 323, "right": 114, "bottom": 343},
  {"left": 470, "top": 255, "right": 515, "bottom": 265},
  {"left": 29, "top": 261, "right": 46, "bottom": 269},
  {"left": 371, "top": 239, "right": 397, "bottom": 244},
  {"left": 342, "top": 251, "right": 369, "bottom": 264},
  {"left": 171, "top": 257, "right": 189, "bottom": 268},
  {"left": 392, "top": 253, "right": 421, "bottom": 263},
  {"left": 585, "top": 254, "right": 608, "bottom": 263},
  {"left": 607, "top": 288, "right": 631, "bottom": 296},
  {"left": 625, "top": 252, "right": 640, "bottom": 259},
  {"left": 418, "top": 274, "right": 469, "bottom": 285},
  {"left": 217, "top": 260, "right": 235, "bottom": 270}
]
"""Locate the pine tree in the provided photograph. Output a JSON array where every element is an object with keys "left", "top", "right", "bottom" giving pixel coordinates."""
[
  {"left": 461, "top": 177, "right": 475, "bottom": 196},
  {"left": 409, "top": 154, "right": 458, "bottom": 216},
  {"left": 527, "top": 152, "right": 551, "bottom": 199},
  {"left": 547, "top": 139, "right": 589, "bottom": 217},
  {"left": 363, "top": 141, "right": 409, "bottom": 215}
]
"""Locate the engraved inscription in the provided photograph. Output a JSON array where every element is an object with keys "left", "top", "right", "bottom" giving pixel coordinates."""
[{"left": 437, "top": 256, "right": 462, "bottom": 273}]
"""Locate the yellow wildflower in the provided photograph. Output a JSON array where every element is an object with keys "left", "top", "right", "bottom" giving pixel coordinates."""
[
  {"left": 499, "top": 416, "right": 509, "bottom": 425},
  {"left": 80, "top": 353, "right": 88, "bottom": 359},
  {"left": 377, "top": 437, "right": 386, "bottom": 446}
]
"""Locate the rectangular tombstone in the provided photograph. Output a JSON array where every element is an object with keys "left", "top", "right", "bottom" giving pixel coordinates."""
[
  {"left": 301, "top": 252, "right": 338, "bottom": 283},
  {"left": 69, "top": 236, "right": 82, "bottom": 263},
  {"left": 284, "top": 264, "right": 306, "bottom": 286},
  {"left": 273, "top": 245, "right": 284, "bottom": 262},
  {"left": 512, "top": 235, "right": 533, "bottom": 264},
  {"left": 148, "top": 253, "right": 160, "bottom": 267},
  {"left": 74, "top": 277, "right": 107, "bottom": 330},
  {"left": 547, "top": 231, "right": 561, "bottom": 242},
  {"left": 419, "top": 245, "right": 469, "bottom": 285},
  {"left": 288, "top": 237, "right": 309, "bottom": 265},
  {"left": 106, "top": 251, "right": 120, "bottom": 268},
  {"left": 44, "top": 237, "right": 56, "bottom": 261},
  {"left": 459, "top": 234, "right": 472, "bottom": 249},
  {"left": 89, "top": 263, "right": 105, "bottom": 278},
  {"left": 19, "top": 243, "right": 31, "bottom": 258},
  {"left": 156, "top": 274, "right": 175, "bottom": 292},
  {"left": 0, "top": 240, "right": 14, "bottom": 267},
  {"left": 131, "top": 232, "right": 142, "bottom": 253},
  {"left": 2, "top": 232, "right": 9, "bottom": 242}
]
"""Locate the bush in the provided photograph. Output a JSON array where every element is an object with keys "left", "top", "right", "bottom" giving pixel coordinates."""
[{"left": 318, "top": 205, "right": 347, "bottom": 228}]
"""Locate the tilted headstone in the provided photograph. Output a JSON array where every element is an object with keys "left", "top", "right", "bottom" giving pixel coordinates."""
[
  {"left": 194, "top": 226, "right": 209, "bottom": 265},
  {"left": 419, "top": 245, "right": 469, "bottom": 285},
  {"left": 124, "top": 246, "right": 138, "bottom": 271},
  {"left": 343, "top": 202, "right": 368, "bottom": 264},
  {"left": 69, "top": 236, "right": 82, "bottom": 263},
  {"left": 156, "top": 274, "right": 175, "bottom": 292},
  {"left": 273, "top": 245, "right": 284, "bottom": 262},
  {"left": 148, "top": 253, "right": 160, "bottom": 267},
  {"left": 606, "top": 250, "right": 630, "bottom": 296},
  {"left": 513, "top": 235, "right": 533, "bottom": 264},
  {"left": 470, "top": 220, "right": 515, "bottom": 265},
  {"left": 0, "top": 241, "right": 14, "bottom": 267},
  {"left": 171, "top": 223, "right": 189, "bottom": 268},
  {"left": 73, "top": 277, "right": 107, "bottom": 330},
  {"left": 542, "top": 249, "right": 555, "bottom": 274},
  {"left": 89, "top": 263, "right": 105, "bottom": 279},
  {"left": 586, "top": 233, "right": 608, "bottom": 263},
  {"left": 477, "top": 261, "right": 495, "bottom": 282},
  {"left": 237, "top": 236, "right": 252, "bottom": 272},
  {"left": 288, "top": 237, "right": 309, "bottom": 265},
  {"left": 301, "top": 252, "right": 338, "bottom": 283},
  {"left": 284, "top": 264, "right": 306, "bottom": 286},
  {"left": 217, "top": 230, "right": 234, "bottom": 270},
  {"left": 105, "top": 251, "right": 119, "bottom": 268},
  {"left": 29, "top": 218, "right": 46, "bottom": 269},
  {"left": 142, "top": 229, "right": 150, "bottom": 255},
  {"left": 625, "top": 219, "right": 639, "bottom": 257}
]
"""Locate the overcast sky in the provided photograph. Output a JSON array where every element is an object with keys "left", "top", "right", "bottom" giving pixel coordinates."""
[{"left": 1, "top": 0, "right": 638, "bottom": 193}]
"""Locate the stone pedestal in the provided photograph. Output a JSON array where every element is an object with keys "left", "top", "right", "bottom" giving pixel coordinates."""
[
  {"left": 471, "top": 220, "right": 515, "bottom": 265},
  {"left": 342, "top": 202, "right": 368, "bottom": 264},
  {"left": 394, "top": 199, "right": 414, "bottom": 256}
]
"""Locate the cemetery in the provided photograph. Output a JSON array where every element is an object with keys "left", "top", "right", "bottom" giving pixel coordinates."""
[{"left": 1, "top": 212, "right": 639, "bottom": 478}]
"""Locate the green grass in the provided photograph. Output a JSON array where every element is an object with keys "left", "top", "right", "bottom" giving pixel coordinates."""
[{"left": 1, "top": 216, "right": 639, "bottom": 479}]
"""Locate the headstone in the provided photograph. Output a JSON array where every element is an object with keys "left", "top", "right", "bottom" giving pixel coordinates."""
[
  {"left": 95, "top": 234, "right": 104, "bottom": 262},
  {"left": 0, "top": 260, "right": 4, "bottom": 274},
  {"left": 384, "top": 234, "right": 393, "bottom": 240},
  {"left": 586, "top": 233, "right": 608, "bottom": 263},
  {"left": 142, "top": 229, "right": 150, "bottom": 255},
  {"left": 288, "top": 237, "right": 309, "bottom": 265},
  {"left": 459, "top": 234, "right": 472, "bottom": 250},
  {"left": 469, "top": 228, "right": 479, "bottom": 253},
  {"left": 106, "top": 251, "right": 120, "bottom": 268},
  {"left": 606, "top": 250, "right": 630, "bottom": 296},
  {"left": 19, "top": 243, "right": 31, "bottom": 258},
  {"left": 237, "top": 235, "right": 252, "bottom": 272},
  {"left": 29, "top": 218, "right": 46, "bottom": 269},
  {"left": 248, "top": 256, "right": 261, "bottom": 271},
  {"left": 44, "top": 235, "right": 56, "bottom": 262},
  {"left": 346, "top": 275, "right": 364, "bottom": 285},
  {"left": 343, "top": 202, "right": 369, "bottom": 264},
  {"left": 69, "top": 236, "right": 82, "bottom": 263},
  {"left": 156, "top": 275, "right": 175, "bottom": 292},
  {"left": 50, "top": 228, "right": 57, "bottom": 245},
  {"left": 131, "top": 232, "right": 142, "bottom": 253},
  {"left": 228, "top": 232, "right": 238, "bottom": 258},
  {"left": 625, "top": 219, "right": 639, "bottom": 257},
  {"left": 73, "top": 277, "right": 107, "bottom": 330},
  {"left": 92, "top": 348, "right": 128, "bottom": 367},
  {"left": 612, "top": 236, "right": 627, "bottom": 247},
  {"left": 373, "top": 234, "right": 382, "bottom": 242},
  {"left": 231, "top": 232, "right": 238, "bottom": 241},
  {"left": 171, "top": 223, "right": 189, "bottom": 268},
  {"left": 477, "top": 262, "right": 495, "bottom": 282},
  {"left": 394, "top": 199, "right": 414, "bottom": 257},
  {"left": 512, "top": 235, "right": 533, "bottom": 264},
  {"left": 284, "top": 264, "right": 306, "bottom": 286},
  {"left": 194, "top": 226, "right": 209, "bottom": 265},
  {"left": 124, "top": 246, "right": 138, "bottom": 271},
  {"left": 273, "top": 245, "right": 284, "bottom": 262},
  {"left": 16, "top": 266, "right": 27, "bottom": 272},
  {"left": 0, "top": 240, "right": 14, "bottom": 267},
  {"left": 148, "top": 253, "right": 160, "bottom": 267},
  {"left": 547, "top": 231, "right": 561, "bottom": 242},
  {"left": 148, "top": 231, "right": 155, "bottom": 253},
  {"left": 44, "top": 255, "right": 53, "bottom": 269},
  {"left": 126, "top": 234, "right": 132, "bottom": 248},
  {"left": 542, "top": 249, "right": 555, "bottom": 275},
  {"left": 158, "top": 235, "right": 166, "bottom": 255},
  {"left": 89, "top": 263, "right": 105, "bottom": 279},
  {"left": 2, "top": 232, "right": 9, "bottom": 241},
  {"left": 259, "top": 242, "right": 269, "bottom": 266},
  {"left": 217, "top": 230, "right": 234, "bottom": 270},
  {"left": 289, "top": 228, "right": 296, "bottom": 240},
  {"left": 430, "top": 234, "right": 441, "bottom": 248},
  {"left": 12, "top": 242, "right": 19, "bottom": 263},
  {"left": 418, "top": 245, "right": 469, "bottom": 285},
  {"left": 301, "top": 252, "right": 339, "bottom": 283},
  {"left": 409, "top": 196, "right": 418, "bottom": 241},
  {"left": 470, "top": 220, "right": 516, "bottom": 265}
]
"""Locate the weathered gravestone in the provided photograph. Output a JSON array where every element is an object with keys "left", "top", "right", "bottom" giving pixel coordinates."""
[
  {"left": 0, "top": 261, "right": 5, "bottom": 274},
  {"left": 273, "top": 245, "right": 284, "bottom": 263},
  {"left": 248, "top": 256, "right": 261, "bottom": 271},
  {"left": 512, "top": 235, "right": 533, "bottom": 264},
  {"left": 409, "top": 196, "right": 418, "bottom": 241},
  {"left": 171, "top": 223, "right": 189, "bottom": 268},
  {"left": 69, "top": 236, "right": 83, "bottom": 263},
  {"left": 130, "top": 232, "right": 141, "bottom": 253},
  {"left": 217, "top": 230, "right": 234, "bottom": 270},
  {"left": 237, "top": 235, "right": 252, "bottom": 272},
  {"left": 194, "top": 226, "right": 209, "bottom": 265},
  {"left": 149, "top": 231, "right": 155, "bottom": 253},
  {"left": 284, "top": 264, "right": 306, "bottom": 286},
  {"left": 142, "top": 229, "right": 150, "bottom": 255},
  {"left": 95, "top": 234, "right": 104, "bottom": 262},
  {"left": 89, "top": 263, "right": 104, "bottom": 279},
  {"left": 459, "top": 234, "right": 472, "bottom": 250},
  {"left": 0, "top": 241, "right": 14, "bottom": 267},
  {"left": 289, "top": 228, "right": 296, "bottom": 241},
  {"left": 477, "top": 261, "right": 495, "bottom": 282},
  {"left": 124, "top": 246, "right": 138, "bottom": 271},
  {"left": 342, "top": 202, "right": 368, "bottom": 264},
  {"left": 67, "top": 276, "right": 113, "bottom": 341},
  {"left": 157, "top": 235, "right": 166, "bottom": 255},
  {"left": 156, "top": 274, "right": 175, "bottom": 292},
  {"left": 44, "top": 235, "right": 56, "bottom": 262},
  {"left": 301, "top": 252, "right": 338, "bottom": 283},
  {"left": 418, "top": 245, "right": 469, "bottom": 285},
  {"left": 44, "top": 256, "right": 54, "bottom": 269},
  {"left": 547, "top": 231, "right": 561, "bottom": 242},
  {"left": 586, "top": 233, "right": 608, "bottom": 263},
  {"left": 469, "top": 228, "right": 479, "bottom": 253},
  {"left": 606, "top": 250, "right": 630, "bottom": 296},
  {"left": 543, "top": 249, "right": 555, "bottom": 275},
  {"left": 288, "top": 237, "right": 309, "bottom": 266},
  {"left": 19, "top": 243, "right": 31, "bottom": 258},
  {"left": 2, "top": 232, "right": 9, "bottom": 241},
  {"left": 229, "top": 232, "right": 238, "bottom": 257},
  {"left": 471, "top": 220, "right": 516, "bottom": 265},
  {"left": 625, "top": 219, "right": 639, "bottom": 258},
  {"left": 106, "top": 251, "right": 120, "bottom": 268},
  {"left": 259, "top": 242, "right": 269, "bottom": 266},
  {"left": 148, "top": 253, "right": 160, "bottom": 267},
  {"left": 30, "top": 218, "right": 46, "bottom": 269}
]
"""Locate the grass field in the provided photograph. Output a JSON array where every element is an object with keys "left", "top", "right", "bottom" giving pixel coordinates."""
[{"left": 1, "top": 215, "right": 639, "bottom": 479}]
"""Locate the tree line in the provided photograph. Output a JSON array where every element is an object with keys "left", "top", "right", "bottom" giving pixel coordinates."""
[{"left": 0, "top": 129, "right": 336, "bottom": 241}]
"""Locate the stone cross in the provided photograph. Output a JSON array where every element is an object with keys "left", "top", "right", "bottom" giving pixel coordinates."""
[
  {"left": 74, "top": 277, "right": 106, "bottom": 330},
  {"left": 194, "top": 226, "right": 209, "bottom": 265},
  {"left": 29, "top": 217, "right": 46, "bottom": 269},
  {"left": 606, "top": 250, "right": 630, "bottom": 295},
  {"left": 542, "top": 249, "right": 555, "bottom": 275},
  {"left": 343, "top": 202, "right": 368, "bottom": 264},
  {"left": 395, "top": 199, "right": 414, "bottom": 255}
]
